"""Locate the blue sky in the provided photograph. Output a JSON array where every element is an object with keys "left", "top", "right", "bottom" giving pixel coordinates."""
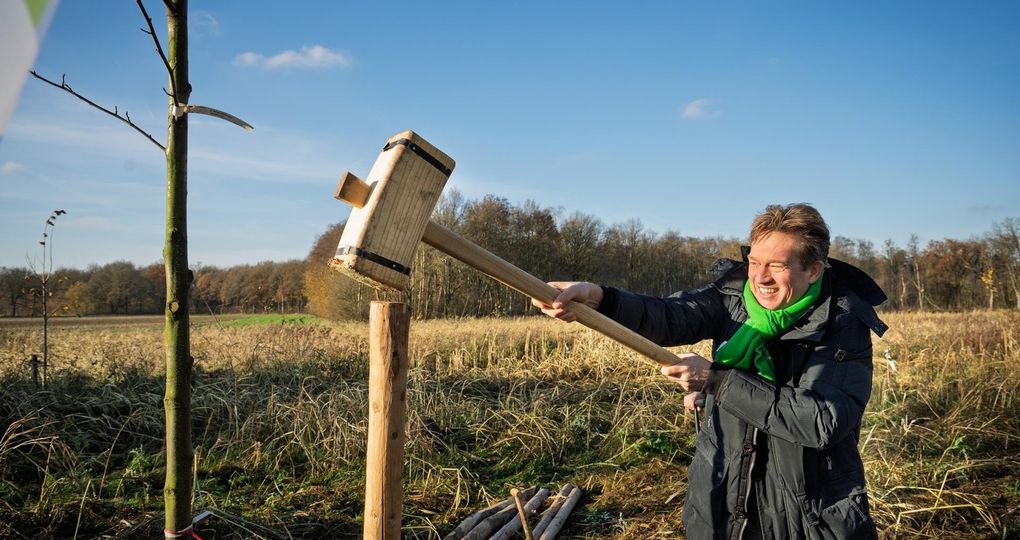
[{"left": 1, "top": 1, "right": 1018, "bottom": 269}]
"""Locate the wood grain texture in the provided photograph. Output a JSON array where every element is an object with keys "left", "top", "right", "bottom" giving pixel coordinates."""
[
  {"left": 333, "top": 131, "right": 455, "bottom": 291},
  {"left": 334, "top": 171, "right": 371, "bottom": 208},
  {"left": 363, "top": 302, "right": 410, "bottom": 540}
]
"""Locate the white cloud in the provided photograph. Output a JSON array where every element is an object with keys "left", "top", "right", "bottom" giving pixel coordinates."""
[
  {"left": 234, "top": 45, "right": 351, "bottom": 70},
  {"left": 234, "top": 52, "right": 262, "bottom": 67},
  {"left": 192, "top": 11, "right": 220, "bottom": 37},
  {"left": 681, "top": 98, "right": 716, "bottom": 119},
  {"left": 70, "top": 216, "right": 116, "bottom": 229},
  {"left": 188, "top": 148, "right": 336, "bottom": 183},
  {"left": 1, "top": 161, "right": 25, "bottom": 174},
  {"left": 6, "top": 119, "right": 163, "bottom": 159}
]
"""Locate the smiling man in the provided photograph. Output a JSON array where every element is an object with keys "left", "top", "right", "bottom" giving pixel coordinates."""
[{"left": 536, "top": 203, "right": 888, "bottom": 539}]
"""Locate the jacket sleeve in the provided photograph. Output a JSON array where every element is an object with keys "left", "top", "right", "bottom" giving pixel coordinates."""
[
  {"left": 704, "top": 312, "right": 874, "bottom": 449},
  {"left": 597, "top": 284, "right": 729, "bottom": 347}
]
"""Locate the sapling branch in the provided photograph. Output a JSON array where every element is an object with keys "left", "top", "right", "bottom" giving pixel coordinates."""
[
  {"left": 29, "top": 71, "right": 167, "bottom": 152},
  {"left": 139, "top": 0, "right": 253, "bottom": 132},
  {"left": 176, "top": 104, "right": 254, "bottom": 131},
  {"left": 136, "top": 0, "right": 178, "bottom": 102}
]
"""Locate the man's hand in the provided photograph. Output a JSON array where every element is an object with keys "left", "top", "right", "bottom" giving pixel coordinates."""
[
  {"left": 660, "top": 352, "right": 711, "bottom": 392},
  {"left": 684, "top": 391, "right": 706, "bottom": 412},
  {"left": 532, "top": 281, "right": 604, "bottom": 323}
]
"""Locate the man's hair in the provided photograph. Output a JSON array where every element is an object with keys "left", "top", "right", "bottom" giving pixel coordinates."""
[{"left": 749, "top": 203, "right": 830, "bottom": 268}]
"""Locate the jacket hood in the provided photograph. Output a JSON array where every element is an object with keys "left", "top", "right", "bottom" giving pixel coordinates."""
[{"left": 826, "top": 257, "right": 887, "bottom": 307}]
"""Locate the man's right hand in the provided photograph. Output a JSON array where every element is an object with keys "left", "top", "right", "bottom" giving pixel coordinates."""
[
  {"left": 660, "top": 352, "right": 712, "bottom": 392},
  {"left": 532, "top": 281, "right": 604, "bottom": 323}
]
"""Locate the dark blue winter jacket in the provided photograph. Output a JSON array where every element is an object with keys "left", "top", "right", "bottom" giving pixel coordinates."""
[{"left": 598, "top": 256, "right": 888, "bottom": 540}]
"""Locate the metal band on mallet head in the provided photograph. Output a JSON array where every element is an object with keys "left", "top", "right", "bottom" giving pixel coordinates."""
[{"left": 330, "top": 130, "right": 455, "bottom": 291}]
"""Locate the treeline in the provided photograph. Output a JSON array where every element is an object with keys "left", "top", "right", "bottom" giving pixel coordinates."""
[
  {"left": 3, "top": 192, "right": 1018, "bottom": 319},
  {"left": 828, "top": 225, "right": 1020, "bottom": 311},
  {"left": 304, "top": 192, "right": 1020, "bottom": 318},
  {"left": 305, "top": 192, "right": 743, "bottom": 319},
  {"left": 0, "top": 260, "right": 305, "bottom": 317}
]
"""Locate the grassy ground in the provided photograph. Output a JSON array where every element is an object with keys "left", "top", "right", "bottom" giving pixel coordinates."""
[
  {"left": 0, "top": 313, "right": 303, "bottom": 330},
  {"left": 0, "top": 311, "right": 1018, "bottom": 538}
]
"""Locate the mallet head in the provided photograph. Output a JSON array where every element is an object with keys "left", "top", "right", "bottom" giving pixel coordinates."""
[{"left": 330, "top": 130, "right": 455, "bottom": 291}]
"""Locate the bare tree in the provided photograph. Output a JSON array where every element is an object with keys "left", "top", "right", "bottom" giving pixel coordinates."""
[
  {"left": 907, "top": 234, "right": 925, "bottom": 311},
  {"left": 0, "top": 266, "right": 31, "bottom": 317},
  {"left": 31, "top": 1, "right": 250, "bottom": 535},
  {"left": 990, "top": 218, "right": 1020, "bottom": 309},
  {"left": 27, "top": 209, "right": 67, "bottom": 387}
]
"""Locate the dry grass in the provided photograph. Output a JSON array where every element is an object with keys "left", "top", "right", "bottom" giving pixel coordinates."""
[{"left": 0, "top": 311, "right": 1018, "bottom": 538}]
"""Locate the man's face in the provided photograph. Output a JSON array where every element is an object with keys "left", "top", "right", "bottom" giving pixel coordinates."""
[{"left": 747, "top": 231, "right": 824, "bottom": 310}]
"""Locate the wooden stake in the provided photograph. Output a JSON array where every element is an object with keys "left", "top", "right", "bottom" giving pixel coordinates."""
[
  {"left": 531, "top": 484, "right": 573, "bottom": 538},
  {"left": 461, "top": 487, "right": 538, "bottom": 540},
  {"left": 489, "top": 488, "right": 551, "bottom": 540},
  {"left": 441, "top": 497, "right": 515, "bottom": 540},
  {"left": 538, "top": 486, "right": 582, "bottom": 540},
  {"left": 363, "top": 302, "right": 410, "bottom": 540}
]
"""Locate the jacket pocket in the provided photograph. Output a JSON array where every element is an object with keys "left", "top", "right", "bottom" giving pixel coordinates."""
[
  {"left": 683, "top": 425, "right": 728, "bottom": 535},
  {"left": 815, "top": 488, "right": 877, "bottom": 540}
]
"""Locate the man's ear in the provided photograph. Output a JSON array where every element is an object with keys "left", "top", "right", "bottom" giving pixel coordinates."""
[{"left": 808, "top": 260, "right": 825, "bottom": 283}]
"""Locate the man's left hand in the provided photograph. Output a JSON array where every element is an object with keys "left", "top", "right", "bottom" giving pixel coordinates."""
[{"left": 683, "top": 391, "right": 706, "bottom": 412}]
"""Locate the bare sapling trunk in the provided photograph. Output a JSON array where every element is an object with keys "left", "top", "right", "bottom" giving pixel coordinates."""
[
  {"left": 163, "top": 0, "right": 193, "bottom": 536},
  {"left": 30, "top": 1, "right": 251, "bottom": 535},
  {"left": 42, "top": 282, "right": 48, "bottom": 386},
  {"left": 35, "top": 209, "right": 66, "bottom": 388}
]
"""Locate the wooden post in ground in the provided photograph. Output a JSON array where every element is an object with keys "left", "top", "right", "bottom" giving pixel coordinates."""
[
  {"left": 29, "top": 354, "right": 39, "bottom": 388},
  {"left": 364, "top": 301, "right": 410, "bottom": 540}
]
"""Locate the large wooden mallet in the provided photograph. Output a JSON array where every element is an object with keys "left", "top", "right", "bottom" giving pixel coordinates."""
[{"left": 331, "top": 130, "right": 684, "bottom": 367}]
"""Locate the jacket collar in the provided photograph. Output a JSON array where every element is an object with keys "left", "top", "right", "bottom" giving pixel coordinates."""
[{"left": 780, "top": 275, "right": 832, "bottom": 342}]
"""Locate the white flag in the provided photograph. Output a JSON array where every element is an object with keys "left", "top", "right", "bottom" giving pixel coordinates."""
[{"left": 0, "top": 0, "right": 60, "bottom": 138}]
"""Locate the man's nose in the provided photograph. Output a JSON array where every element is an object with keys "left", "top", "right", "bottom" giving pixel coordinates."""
[{"left": 753, "top": 265, "right": 774, "bottom": 281}]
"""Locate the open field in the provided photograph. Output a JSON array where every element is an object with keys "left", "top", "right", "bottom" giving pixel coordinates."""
[
  {"left": 0, "top": 313, "right": 310, "bottom": 330},
  {"left": 1, "top": 311, "right": 1018, "bottom": 538}
]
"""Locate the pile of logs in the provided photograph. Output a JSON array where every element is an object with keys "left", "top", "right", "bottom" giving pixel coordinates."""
[{"left": 443, "top": 484, "right": 582, "bottom": 540}]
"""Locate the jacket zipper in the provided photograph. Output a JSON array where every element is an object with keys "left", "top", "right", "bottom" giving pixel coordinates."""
[{"left": 737, "top": 427, "right": 759, "bottom": 540}]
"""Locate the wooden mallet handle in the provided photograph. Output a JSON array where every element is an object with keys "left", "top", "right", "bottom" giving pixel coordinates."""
[
  {"left": 421, "top": 222, "right": 681, "bottom": 367},
  {"left": 335, "top": 172, "right": 683, "bottom": 367}
]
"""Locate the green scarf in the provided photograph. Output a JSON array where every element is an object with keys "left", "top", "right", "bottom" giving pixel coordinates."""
[{"left": 714, "top": 273, "right": 824, "bottom": 382}]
